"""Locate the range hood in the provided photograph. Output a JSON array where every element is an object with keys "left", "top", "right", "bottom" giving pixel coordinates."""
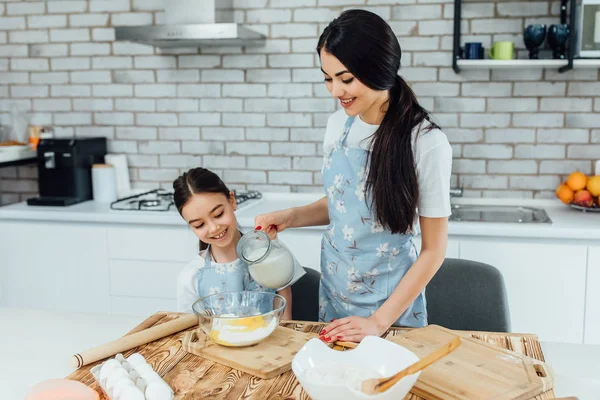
[{"left": 114, "top": 0, "right": 265, "bottom": 48}]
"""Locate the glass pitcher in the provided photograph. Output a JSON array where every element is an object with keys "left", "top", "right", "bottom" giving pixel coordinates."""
[{"left": 236, "top": 230, "right": 295, "bottom": 290}]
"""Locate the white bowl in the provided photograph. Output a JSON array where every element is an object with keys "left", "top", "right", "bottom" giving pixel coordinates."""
[{"left": 292, "top": 336, "right": 421, "bottom": 400}]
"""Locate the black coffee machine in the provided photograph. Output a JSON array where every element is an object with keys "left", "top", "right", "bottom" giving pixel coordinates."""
[{"left": 27, "top": 137, "right": 107, "bottom": 206}]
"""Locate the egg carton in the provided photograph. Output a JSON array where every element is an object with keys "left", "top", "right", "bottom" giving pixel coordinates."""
[{"left": 90, "top": 353, "right": 174, "bottom": 400}]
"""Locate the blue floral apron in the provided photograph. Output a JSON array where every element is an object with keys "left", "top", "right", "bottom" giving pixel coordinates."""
[
  {"left": 319, "top": 116, "right": 426, "bottom": 328},
  {"left": 196, "top": 245, "right": 275, "bottom": 298}
]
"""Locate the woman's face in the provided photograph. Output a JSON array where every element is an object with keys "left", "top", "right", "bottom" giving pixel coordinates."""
[
  {"left": 320, "top": 49, "right": 388, "bottom": 121},
  {"left": 181, "top": 192, "right": 238, "bottom": 249}
]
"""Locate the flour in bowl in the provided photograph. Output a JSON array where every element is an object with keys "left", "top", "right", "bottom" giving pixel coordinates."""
[
  {"left": 209, "top": 314, "right": 278, "bottom": 346},
  {"left": 304, "top": 365, "right": 382, "bottom": 391}
]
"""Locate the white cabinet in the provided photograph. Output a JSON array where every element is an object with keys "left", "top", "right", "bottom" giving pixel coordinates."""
[
  {"left": 107, "top": 226, "right": 198, "bottom": 262},
  {"left": 0, "top": 221, "right": 110, "bottom": 313},
  {"left": 460, "top": 239, "right": 587, "bottom": 344},
  {"left": 106, "top": 225, "right": 198, "bottom": 316},
  {"left": 585, "top": 246, "right": 600, "bottom": 345}
]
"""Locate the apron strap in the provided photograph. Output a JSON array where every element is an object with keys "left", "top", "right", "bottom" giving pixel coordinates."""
[{"left": 340, "top": 116, "right": 356, "bottom": 145}]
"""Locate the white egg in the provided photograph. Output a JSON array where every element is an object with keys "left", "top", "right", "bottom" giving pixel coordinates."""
[
  {"left": 120, "top": 385, "right": 145, "bottom": 400},
  {"left": 135, "top": 362, "right": 153, "bottom": 376},
  {"left": 112, "top": 377, "right": 135, "bottom": 400},
  {"left": 115, "top": 353, "right": 126, "bottom": 363},
  {"left": 140, "top": 371, "right": 162, "bottom": 384},
  {"left": 99, "top": 359, "right": 122, "bottom": 382},
  {"left": 127, "top": 353, "right": 146, "bottom": 368},
  {"left": 106, "top": 367, "right": 130, "bottom": 394},
  {"left": 145, "top": 381, "right": 173, "bottom": 400}
]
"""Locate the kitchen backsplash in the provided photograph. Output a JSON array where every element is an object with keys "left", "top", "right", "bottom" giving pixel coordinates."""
[{"left": 1, "top": 0, "right": 599, "bottom": 205}]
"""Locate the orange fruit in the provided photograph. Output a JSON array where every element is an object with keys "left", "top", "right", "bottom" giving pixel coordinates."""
[
  {"left": 574, "top": 190, "right": 594, "bottom": 207},
  {"left": 586, "top": 175, "right": 600, "bottom": 197},
  {"left": 567, "top": 171, "right": 588, "bottom": 191},
  {"left": 555, "top": 183, "right": 574, "bottom": 204}
]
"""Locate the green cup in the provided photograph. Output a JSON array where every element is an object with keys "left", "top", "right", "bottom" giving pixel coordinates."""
[{"left": 489, "top": 41, "right": 514, "bottom": 60}]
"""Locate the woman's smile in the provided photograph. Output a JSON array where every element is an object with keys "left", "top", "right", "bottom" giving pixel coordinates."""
[{"left": 340, "top": 97, "right": 357, "bottom": 108}]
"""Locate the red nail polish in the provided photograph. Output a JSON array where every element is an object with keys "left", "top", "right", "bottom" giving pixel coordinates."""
[
  {"left": 324, "top": 337, "right": 331, "bottom": 342},
  {"left": 269, "top": 224, "right": 276, "bottom": 229},
  {"left": 319, "top": 329, "right": 326, "bottom": 335},
  {"left": 255, "top": 226, "right": 262, "bottom": 230},
  {"left": 337, "top": 336, "right": 342, "bottom": 340},
  {"left": 331, "top": 319, "right": 336, "bottom": 322}
]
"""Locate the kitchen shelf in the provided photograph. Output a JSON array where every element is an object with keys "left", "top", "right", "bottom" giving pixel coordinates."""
[
  {"left": 452, "top": 0, "right": 580, "bottom": 74},
  {"left": 0, "top": 148, "right": 36, "bottom": 168},
  {"left": 456, "top": 59, "right": 600, "bottom": 69}
]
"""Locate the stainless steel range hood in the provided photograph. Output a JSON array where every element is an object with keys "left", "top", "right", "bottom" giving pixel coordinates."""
[{"left": 114, "top": 0, "right": 265, "bottom": 48}]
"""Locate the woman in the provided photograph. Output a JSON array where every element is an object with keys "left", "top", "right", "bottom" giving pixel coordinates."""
[{"left": 254, "top": 10, "right": 452, "bottom": 343}]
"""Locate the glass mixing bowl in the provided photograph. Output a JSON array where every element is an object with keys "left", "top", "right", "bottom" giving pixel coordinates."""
[{"left": 191, "top": 291, "right": 286, "bottom": 347}]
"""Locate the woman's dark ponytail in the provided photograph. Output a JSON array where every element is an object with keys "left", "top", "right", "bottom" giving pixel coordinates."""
[
  {"left": 318, "top": 10, "right": 438, "bottom": 234},
  {"left": 365, "top": 75, "right": 437, "bottom": 234}
]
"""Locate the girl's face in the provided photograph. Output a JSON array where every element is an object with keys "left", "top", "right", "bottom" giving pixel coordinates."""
[
  {"left": 320, "top": 49, "right": 388, "bottom": 122},
  {"left": 181, "top": 192, "right": 238, "bottom": 249}
]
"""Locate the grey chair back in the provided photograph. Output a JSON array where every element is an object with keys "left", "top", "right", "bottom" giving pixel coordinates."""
[
  {"left": 291, "top": 267, "right": 320, "bottom": 322},
  {"left": 426, "top": 258, "right": 511, "bottom": 332}
]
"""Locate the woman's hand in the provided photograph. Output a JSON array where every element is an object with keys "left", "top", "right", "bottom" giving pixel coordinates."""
[
  {"left": 254, "top": 208, "right": 295, "bottom": 240},
  {"left": 318, "top": 315, "right": 388, "bottom": 343}
]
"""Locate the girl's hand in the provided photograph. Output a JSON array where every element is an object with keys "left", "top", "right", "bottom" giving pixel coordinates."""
[
  {"left": 318, "top": 316, "right": 388, "bottom": 343},
  {"left": 254, "top": 208, "right": 295, "bottom": 240}
]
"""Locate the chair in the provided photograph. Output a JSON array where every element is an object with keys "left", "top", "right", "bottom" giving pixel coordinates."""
[
  {"left": 426, "top": 258, "right": 511, "bottom": 332},
  {"left": 291, "top": 267, "right": 321, "bottom": 322}
]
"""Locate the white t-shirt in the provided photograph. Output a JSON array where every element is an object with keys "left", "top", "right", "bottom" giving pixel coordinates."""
[
  {"left": 176, "top": 251, "right": 306, "bottom": 314},
  {"left": 323, "top": 109, "right": 452, "bottom": 218}
]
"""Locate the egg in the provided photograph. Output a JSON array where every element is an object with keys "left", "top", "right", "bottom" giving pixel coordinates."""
[
  {"left": 105, "top": 367, "right": 129, "bottom": 396},
  {"left": 120, "top": 385, "right": 145, "bottom": 400},
  {"left": 115, "top": 353, "right": 126, "bottom": 363},
  {"left": 140, "top": 370, "right": 163, "bottom": 384},
  {"left": 112, "top": 377, "right": 135, "bottom": 400},
  {"left": 135, "top": 362, "right": 154, "bottom": 376},
  {"left": 145, "top": 381, "right": 173, "bottom": 400},
  {"left": 99, "top": 359, "right": 122, "bottom": 382},
  {"left": 127, "top": 353, "right": 146, "bottom": 368}
]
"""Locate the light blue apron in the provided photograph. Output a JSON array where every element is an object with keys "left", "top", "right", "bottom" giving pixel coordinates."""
[
  {"left": 196, "top": 245, "right": 275, "bottom": 298},
  {"left": 319, "top": 116, "right": 426, "bottom": 328}
]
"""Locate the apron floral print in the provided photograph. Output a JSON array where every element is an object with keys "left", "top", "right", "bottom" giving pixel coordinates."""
[
  {"left": 196, "top": 245, "right": 275, "bottom": 298},
  {"left": 319, "top": 116, "right": 426, "bottom": 328}
]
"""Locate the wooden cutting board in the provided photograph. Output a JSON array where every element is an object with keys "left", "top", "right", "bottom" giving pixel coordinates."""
[
  {"left": 387, "top": 325, "right": 555, "bottom": 400},
  {"left": 182, "top": 325, "right": 313, "bottom": 379}
]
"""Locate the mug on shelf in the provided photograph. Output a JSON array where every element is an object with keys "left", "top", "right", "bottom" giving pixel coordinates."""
[
  {"left": 464, "top": 42, "right": 484, "bottom": 59},
  {"left": 489, "top": 41, "right": 515, "bottom": 60}
]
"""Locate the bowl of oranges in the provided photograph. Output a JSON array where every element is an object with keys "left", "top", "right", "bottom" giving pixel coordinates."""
[{"left": 555, "top": 171, "right": 600, "bottom": 212}]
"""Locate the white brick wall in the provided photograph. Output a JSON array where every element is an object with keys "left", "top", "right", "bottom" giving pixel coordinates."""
[{"left": 0, "top": 0, "right": 599, "bottom": 202}]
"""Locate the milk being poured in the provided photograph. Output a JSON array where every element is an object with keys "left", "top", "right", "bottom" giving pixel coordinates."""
[{"left": 246, "top": 246, "right": 294, "bottom": 289}]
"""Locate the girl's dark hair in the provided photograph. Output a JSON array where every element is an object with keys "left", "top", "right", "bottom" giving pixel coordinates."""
[
  {"left": 173, "top": 167, "right": 231, "bottom": 250},
  {"left": 317, "top": 9, "right": 439, "bottom": 234}
]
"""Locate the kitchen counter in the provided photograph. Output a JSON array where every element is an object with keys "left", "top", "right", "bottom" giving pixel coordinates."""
[
  {"left": 0, "top": 307, "right": 598, "bottom": 400},
  {"left": 0, "top": 147, "right": 36, "bottom": 167},
  {"left": 1, "top": 193, "right": 600, "bottom": 240}
]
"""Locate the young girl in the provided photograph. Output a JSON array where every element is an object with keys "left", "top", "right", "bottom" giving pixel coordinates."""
[{"left": 174, "top": 167, "right": 304, "bottom": 319}]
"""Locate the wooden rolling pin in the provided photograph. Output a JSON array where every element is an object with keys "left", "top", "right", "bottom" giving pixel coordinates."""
[{"left": 71, "top": 314, "right": 197, "bottom": 368}]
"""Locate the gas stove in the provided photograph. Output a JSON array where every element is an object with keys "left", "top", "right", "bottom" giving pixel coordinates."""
[{"left": 110, "top": 189, "right": 262, "bottom": 212}]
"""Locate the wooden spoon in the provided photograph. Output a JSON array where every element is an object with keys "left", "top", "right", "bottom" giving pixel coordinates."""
[{"left": 360, "top": 336, "right": 461, "bottom": 395}]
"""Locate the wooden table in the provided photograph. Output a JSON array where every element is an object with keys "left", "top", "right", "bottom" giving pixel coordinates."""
[{"left": 67, "top": 312, "right": 557, "bottom": 399}]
